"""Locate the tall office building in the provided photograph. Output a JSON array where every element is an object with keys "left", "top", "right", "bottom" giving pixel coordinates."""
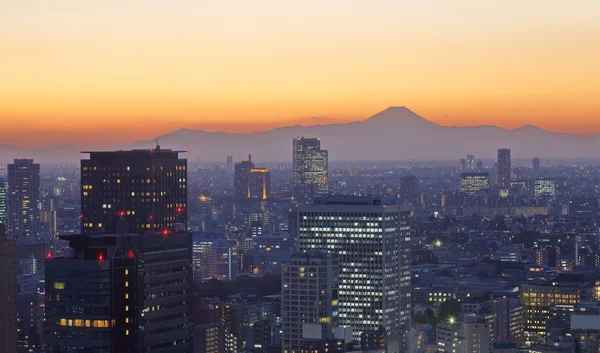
[
  {"left": 7, "top": 159, "right": 40, "bottom": 239},
  {"left": 0, "top": 178, "right": 6, "bottom": 225},
  {"left": 226, "top": 155, "right": 234, "bottom": 173},
  {"left": 292, "top": 137, "right": 328, "bottom": 202},
  {"left": 532, "top": 157, "right": 540, "bottom": 175},
  {"left": 80, "top": 143, "right": 187, "bottom": 234},
  {"left": 497, "top": 149, "right": 511, "bottom": 188},
  {"left": 460, "top": 173, "right": 490, "bottom": 196},
  {"left": 466, "top": 154, "right": 475, "bottom": 170},
  {"left": 0, "top": 225, "right": 17, "bottom": 353},
  {"left": 234, "top": 156, "right": 270, "bottom": 200},
  {"left": 282, "top": 251, "right": 339, "bottom": 353},
  {"left": 460, "top": 159, "right": 467, "bottom": 171},
  {"left": 44, "top": 221, "right": 192, "bottom": 353},
  {"left": 400, "top": 175, "right": 419, "bottom": 204},
  {"left": 298, "top": 197, "right": 411, "bottom": 346}
]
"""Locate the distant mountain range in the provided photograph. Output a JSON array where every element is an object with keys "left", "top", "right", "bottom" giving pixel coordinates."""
[{"left": 1, "top": 107, "right": 599, "bottom": 165}]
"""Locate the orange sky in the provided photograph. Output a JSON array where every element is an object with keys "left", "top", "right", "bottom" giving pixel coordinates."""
[{"left": 1, "top": 1, "right": 599, "bottom": 148}]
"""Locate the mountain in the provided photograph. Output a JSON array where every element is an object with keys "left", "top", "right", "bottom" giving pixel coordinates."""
[{"left": 0, "top": 107, "right": 599, "bottom": 164}]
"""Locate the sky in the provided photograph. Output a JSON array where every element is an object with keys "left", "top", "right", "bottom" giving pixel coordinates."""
[{"left": 1, "top": 0, "right": 599, "bottom": 148}]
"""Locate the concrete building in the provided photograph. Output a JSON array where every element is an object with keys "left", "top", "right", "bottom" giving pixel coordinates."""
[
  {"left": 461, "top": 173, "right": 490, "bottom": 196},
  {"left": 80, "top": 143, "right": 188, "bottom": 234},
  {"left": 0, "top": 224, "right": 17, "bottom": 353},
  {"left": 44, "top": 220, "right": 192, "bottom": 353},
  {"left": 292, "top": 137, "right": 328, "bottom": 202},
  {"left": 282, "top": 251, "right": 339, "bottom": 353},
  {"left": 437, "top": 315, "right": 491, "bottom": 353},
  {"left": 497, "top": 149, "right": 511, "bottom": 189},
  {"left": 7, "top": 159, "right": 40, "bottom": 239},
  {"left": 298, "top": 196, "right": 411, "bottom": 346}
]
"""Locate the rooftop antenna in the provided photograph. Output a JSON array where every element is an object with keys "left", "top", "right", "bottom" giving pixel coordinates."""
[
  {"left": 445, "top": 115, "right": 449, "bottom": 127},
  {"left": 155, "top": 139, "right": 161, "bottom": 150}
]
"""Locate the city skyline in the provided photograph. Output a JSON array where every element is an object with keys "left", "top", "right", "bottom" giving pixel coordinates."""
[{"left": 1, "top": 1, "right": 600, "bottom": 147}]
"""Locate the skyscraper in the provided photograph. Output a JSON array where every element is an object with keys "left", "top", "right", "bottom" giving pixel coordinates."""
[
  {"left": 226, "top": 155, "right": 233, "bottom": 173},
  {"left": 292, "top": 137, "right": 328, "bottom": 202},
  {"left": 497, "top": 149, "right": 511, "bottom": 188},
  {"left": 7, "top": 159, "right": 40, "bottom": 239},
  {"left": 44, "top": 221, "right": 192, "bottom": 353},
  {"left": 298, "top": 196, "right": 411, "bottom": 346},
  {"left": 282, "top": 251, "right": 339, "bottom": 353},
  {"left": 534, "top": 178, "right": 556, "bottom": 198},
  {"left": 400, "top": 175, "right": 419, "bottom": 204},
  {"left": 234, "top": 156, "right": 270, "bottom": 200},
  {"left": 0, "top": 224, "right": 17, "bottom": 353},
  {"left": 80, "top": 143, "right": 187, "bottom": 234},
  {"left": 0, "top": 178, "right": 7, "bottom": 225},
  {"left": 466, "top": 154, "right": 475, "bottom": 170},
  {"left": 532, "top": 157, "right": 540, "bottom": 175}
]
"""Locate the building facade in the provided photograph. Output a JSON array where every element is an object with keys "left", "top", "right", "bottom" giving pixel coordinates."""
[
  {"left": 282, "top": 251, "right": 339, "bottom": 353},
  {"left": 497, "top": 149, "right": 511, "bottom": 189},
  {"left": 298, "top": 197, "right": 411, "bottom": 346},
  {"left": 0, "top": 225, "right": 17, "bottom": 353},
  {"left": 44, "top": 224, "right": 192, "bottom": 353},
  {"left": 292, "top": 138, "right": 328, "bottom": 202},
  {"left": 80, "top": 144, "right": 187, "bottom": 234},
  {"left": 7, "top": 159, "right": 40, "bottom": 239},
  {"left": 0, "top": 178, "right": 6, "bottom": 225},
  {"left": 461, "top": 173, "right": 490, "bottom": 196}
]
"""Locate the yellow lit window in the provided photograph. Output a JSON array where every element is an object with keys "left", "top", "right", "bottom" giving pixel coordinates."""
[
  {"left": 125, "top": 306, "right": 129, "bottom": 311},
  {"left": 125, "top": 281, "right": 129, "bottom": 287},
  {"left": 125, "top": 293, "right": 129, "bottom": 299},
  {"left": 53, "top": 282, "right": 65, "bottom": 290},
  {"left": 124, "top": 269, "right": 128, "bottom": 275},
  {"left": 126, "top": 330, "right": 129, "bottom": 335}
]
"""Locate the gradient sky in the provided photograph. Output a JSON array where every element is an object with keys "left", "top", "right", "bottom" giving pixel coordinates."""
[{"left": 1, "top": 0, "right": 599, "bottom": 148}]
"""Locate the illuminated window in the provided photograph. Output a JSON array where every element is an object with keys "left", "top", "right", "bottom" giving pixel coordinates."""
[
  {"left": 125, "top": 293, "right": 129, "bottom": 299},
  {"left": 124, "top": 269, "right": 128, "bottom": 275},
  {"left": 53, "top": 282, "right": 65, "bottom": 290},
  {"left": 125, "top": 281, "right": 129, "bottom": 287}
]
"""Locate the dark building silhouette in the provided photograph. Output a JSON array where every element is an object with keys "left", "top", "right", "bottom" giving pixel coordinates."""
[
  {"left": 532, "top": 157, "right": 540, "bottom": 175},
  {"left": 226, "top": 155, "right": 233, "bottom": 173},
  {"left": 400, "top": 175, "right": 419, "bottom": 204},
  {"left": 0, "top": 224, "right": 17, "bottom": 353},
  {"left": 7, "top": 159, "right": 40, "bottom": 239},
  {"left": 234, "top": 156, "right": 270, "bottom": 200},
  {"left": 497, "top": 149, "right": 511, "bottom": 188},
  {"left": 80, "top": 143, "right": 187, "bottom": 234},
  {"left": 0, "top": 177, "right": 6, "bottom": 226},
  {"left": 44, "top": 220, "right": 192, "bottom": 353},
  {"left": 292, "top": 137, "right": 328, "bottom": 202}
]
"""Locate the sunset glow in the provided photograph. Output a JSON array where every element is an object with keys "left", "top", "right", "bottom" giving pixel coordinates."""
[{"left": 1, "top": 1, "right": 599, "bottom": 148}]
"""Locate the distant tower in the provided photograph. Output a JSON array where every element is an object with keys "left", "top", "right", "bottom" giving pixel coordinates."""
[
  {"left": 476, "top": 161, "right": 484, "bottom": 170},
  {"left": 292, "top": 137, "right": 328, "bottom": 202},
  {"left": 532, "top": 157, "right": 540, "bottom": 176},
  {"left": 497, "top": 149, "right": 511, "bottom": 188},
  {"left": 0, "top": 178, "right": 6, "bottom": 225},
  {"left": 466, "top": 154, "right": 475, "bottom": 170},
  {"left": 460, "top": 159, "right": 467, "bottom": 171},
  {"left": 7, "top": 159, "right": 40, "bottom": 239},
  {"left": 234, "top": 156, "right": 270, "bottom": 200},
  {"left": 400, "top": 175, "right": 419, "bottom": 204},
  {"left": 226, "top": 155, "right": 233, "bottom": 173}
]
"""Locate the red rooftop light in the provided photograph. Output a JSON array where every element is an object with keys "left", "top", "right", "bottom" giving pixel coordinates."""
[
  {"left": 98, "top": 253, "right": 104, "bottom": 263},
  {"left": 128, "top": 251, "right": 135, "bottom": 258},
  {"left": 46, "top": 252, "right": 52, "bottom": 259},
  {"left": 119, "top": 211, "right": 125, "bottom": 217}
]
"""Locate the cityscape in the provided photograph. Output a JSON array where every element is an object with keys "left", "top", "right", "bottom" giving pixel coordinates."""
[{"left": 2, "top": 1, "right": 600, "bottom": 353}]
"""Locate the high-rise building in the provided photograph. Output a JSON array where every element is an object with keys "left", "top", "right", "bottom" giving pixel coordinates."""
[
  {"left": 0, "top": 178, "right": 6, "bottom": 225},
  {"left": 476, "top": 161, "right": 484, "bottom": 170},
  {"left": 234, "top": 156, "right": 270, "bottom": 200},
  {"left": 0, "top": 224, "right": 17, "bottom": 353},
  {"left": 532, "top": 157, "right": 540, "bottom": 175},
  {"left": 534, "top": 178, "right": 556, "bottom": 198},
  {"left": 460, "top": 173, "right": 490, "bottom": 196},
  {"left": 7, "top": 159, "right": 40, "bottom": 239},
  {"left": 497, "top": 149, "right": 511, "bottom": 188},
  {"left": 292, "top": 137, "right": 328, "bottom": 202},
  {"left": 80, "top": 144, "right": 187, "bottom": 234},
  {"left": 298, "top": 197, "right": 411, "bottom": 346},
  {"left": 226, "top": 155, "right": 234, "bottom": 173},
  {"left": 466, "top": 154, "right": 475, "bottom": 170},
  {"left": 282, "top": 251, "right": 339, "bottom": 353},
  {"left": 400, "top": 175, "right": 419, "bottom": 204},
  {"left": 44, "top": 222, "right": 193, "bottom": 353},
  {"left": 460, "top": 158, "right": 467, "bottom": 171},
  {"left": 192, "top": 234, "right": 237, "bottom": 283}
]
